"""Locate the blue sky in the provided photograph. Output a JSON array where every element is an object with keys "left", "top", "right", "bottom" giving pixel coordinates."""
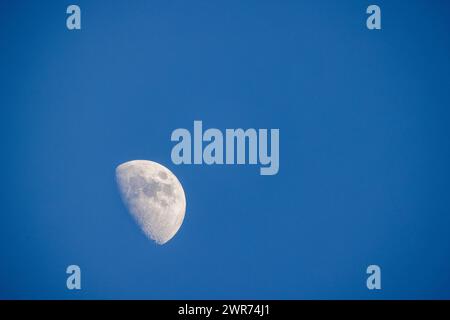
[{"left": 1, "top": 0, "right": 450, "bottom": 299}]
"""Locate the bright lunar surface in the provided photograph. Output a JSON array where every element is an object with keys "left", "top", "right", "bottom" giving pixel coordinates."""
[{"left": 116, "top": 160, "right": 186, "bottom": 245}]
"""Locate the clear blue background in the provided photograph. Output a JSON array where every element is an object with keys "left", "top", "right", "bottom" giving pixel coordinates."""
[{"left": 1, "top": 0, "right": 450, "bottom": 299}]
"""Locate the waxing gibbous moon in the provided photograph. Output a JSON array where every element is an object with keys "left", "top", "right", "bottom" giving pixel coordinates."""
[{"left": 115, "top": 160, "right": 186, "bottom": 245}]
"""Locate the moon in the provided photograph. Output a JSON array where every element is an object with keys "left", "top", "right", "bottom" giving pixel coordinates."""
[{"left": 115, "top": 160, "right": 186, "bottom": 245}]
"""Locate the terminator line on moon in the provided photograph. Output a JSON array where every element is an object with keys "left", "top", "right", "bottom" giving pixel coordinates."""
[{"left": 115, "top": 160, "right": 186, "bottom": 245}]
